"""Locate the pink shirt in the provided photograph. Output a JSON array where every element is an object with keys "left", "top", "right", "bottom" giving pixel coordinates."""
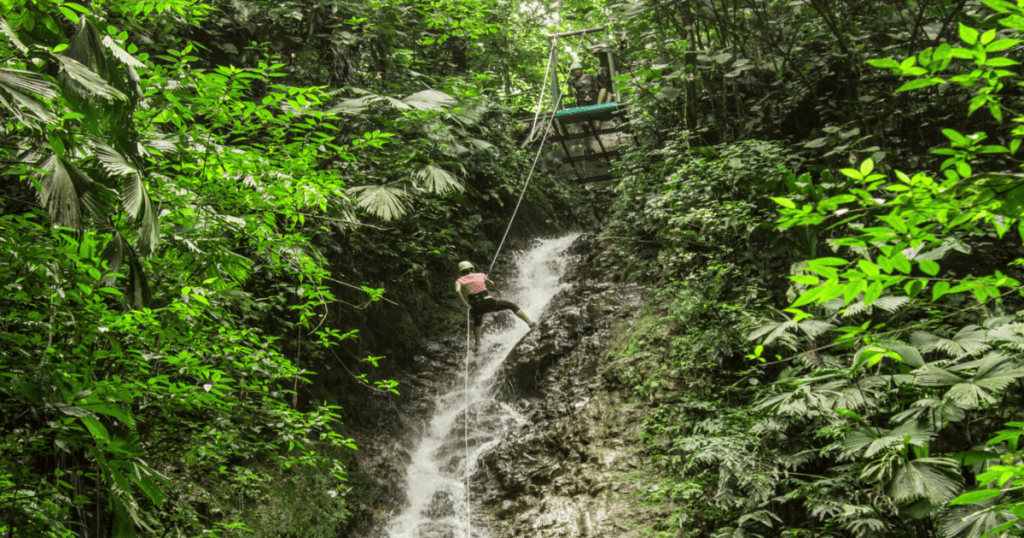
[{"left": 456, "top": 273, "right": 489, "bottom": 295}]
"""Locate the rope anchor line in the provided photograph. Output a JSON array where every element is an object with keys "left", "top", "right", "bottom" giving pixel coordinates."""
[{"left": 462, "top": 36, "right": 568, "bottom": 538}]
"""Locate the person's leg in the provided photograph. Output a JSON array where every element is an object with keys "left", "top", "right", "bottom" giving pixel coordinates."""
[
  {"left": 492, "top": 299, "right": 535, "bottom": 328},
  {"left": 470, "top": 306, "right": 485, "bottom": 346},
  {"left": 514, "top": 310, "right": 535, "bottom": 327}
]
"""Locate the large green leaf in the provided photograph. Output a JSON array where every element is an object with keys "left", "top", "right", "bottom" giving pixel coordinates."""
[
  {"left": 79, "top": 415, "right": 110, "bottom": 443},
  {"left": 889, "top": 457, "right": 963, "bottom": 505},
  {"left": 349, "top": 184, "right": 409, "bottom": 221},
  {"left": 401, "top": 89, "right": 455, "bottom": 110},
  {"left": 56, "top": 55, "right": 127, "bottom": 101},
  {"left": 38, "top": 155, "right": 114, "bottom": 229},
  {"left": 415, "top": 164, "right": 463, "bottom": 194}
]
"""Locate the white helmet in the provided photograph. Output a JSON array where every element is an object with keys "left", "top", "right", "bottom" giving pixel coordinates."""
[
  {"left": 569, "top": 61, "right": 582, "bottom": 71},
  {"left": 458, "top": 261, "right": 474, "bottom": 272}
]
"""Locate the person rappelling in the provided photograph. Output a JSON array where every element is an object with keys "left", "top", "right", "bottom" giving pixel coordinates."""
[{"left": 454, "top": 261, "right": 536, "bottom": 350}]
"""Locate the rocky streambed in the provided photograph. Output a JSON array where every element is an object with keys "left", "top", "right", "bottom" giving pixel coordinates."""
[{"left": 347, "top": 234, "right": 663, "bottom": 538}]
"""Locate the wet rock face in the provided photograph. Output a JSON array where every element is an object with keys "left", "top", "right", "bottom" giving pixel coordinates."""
[
  {"left": 341, "top": 332, "right": 472, "bottom": 537},
  {"left": 472, "top": 238, "right": 648, "bottom": 537}
]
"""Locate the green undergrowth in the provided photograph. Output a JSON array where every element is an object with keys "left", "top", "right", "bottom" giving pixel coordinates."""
[
  {"left": 601, "top": 276, "right": 775, "bottom": 538},
  {"left": 200, "top": 443, "right": 352, "bottom": 538}
]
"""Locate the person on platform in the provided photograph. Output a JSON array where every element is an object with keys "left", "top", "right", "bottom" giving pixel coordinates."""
[
  {"left": 454, "top": 261, "right": 535, "bottom": 350},
  {"left": 567, "top": 61, "right": 612, "bottom": 131}
]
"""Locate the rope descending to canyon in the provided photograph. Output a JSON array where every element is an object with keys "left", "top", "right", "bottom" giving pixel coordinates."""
[
  {"left": 462, "top": 35, "right": 576, "bottom": 537},
  {"left": 464, "top": 311, "right": 472, "bottom": 536}
]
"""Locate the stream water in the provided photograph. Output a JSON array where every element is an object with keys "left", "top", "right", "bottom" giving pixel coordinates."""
[{"left": 384, "top": 234, "right": 581, "bottom": 538}]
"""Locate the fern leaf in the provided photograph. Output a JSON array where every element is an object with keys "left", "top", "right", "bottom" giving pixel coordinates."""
[
  {"left": 874, "top": 295, "right": 910, "bottom": 312},
  {"left": 797, "top": 319, "right": 835, "bottom": 339}
]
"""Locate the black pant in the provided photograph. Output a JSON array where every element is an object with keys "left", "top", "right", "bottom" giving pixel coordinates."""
[{"left": 469, "top": 296, "right": 520, "bottom": 328}]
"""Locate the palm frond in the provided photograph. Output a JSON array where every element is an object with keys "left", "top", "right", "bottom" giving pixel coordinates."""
[
  {"left": 93, "top": 140, "right": 139, "bottom": 178},
  {"left": 401, "top": 89, "right": 455, "bottom": 110},
  {"left": 889, "top": 457, "right": 962, "bottom": 505},
  {"left": 101, "top": 36, "right": 146, "bottom": 69},
  {"left": 349, "top": 184, "right": 408, "bottom": 221},
  {"left": 468, "top": 138, "right": 496, "bottom": 152},
  {"left": 946, "top": 383, "right": 998, "bottom": 409},
  {"left": 39, "top": 155, "right": 85, "bottom": 230},
  {"left": 0, "top": 81, "right": 58, "bottom": 126},
  {"left": 100, "top": 231, "right": 128, "bottom": 286},
  {"left": 125, "top": 246, "right": 151, "bottom": 309},
  {"left": 938, "top": 501, "right": 1018, "bottom": 538},
  {"left": 451, "top": 103, "right": 487, "bottom": 126},
  {"left": 915, "top": 364, "right": 963, "bottom": 387},
  {"left": 56, "top": 56, "right": 127, "bottom": 101},
  {"left": 0, "top": 68, "right": 58, "bottom": 100},
  {"left": 136, "top": 186, "right": 159, "bottom": 257},
  {"left": 0, "top": 17, "right": 28, "bottom": 53},
  {"left": 327, "top": 96, "right": 371, "bottom": 115},
  {"left": 414, "top": 164, "right": 463, "bottom": 195}
]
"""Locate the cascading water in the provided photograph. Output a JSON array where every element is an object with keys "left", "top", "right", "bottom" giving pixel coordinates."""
[{"left": 385, "top": 234, "right": 581, "bottom": 538}]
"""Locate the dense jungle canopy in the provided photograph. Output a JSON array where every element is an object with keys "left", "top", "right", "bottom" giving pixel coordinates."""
[{"left": 5, "top": 0, "right": 1024, "bottom": 536}]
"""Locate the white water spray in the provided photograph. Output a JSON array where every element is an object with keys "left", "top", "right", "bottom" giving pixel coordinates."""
[{"left": 385, "top": 234, "right": 580, "bottom": 538}]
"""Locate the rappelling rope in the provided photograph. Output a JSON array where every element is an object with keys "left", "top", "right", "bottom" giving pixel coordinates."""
[
  {"left": 462, "top": 34, "right": 576, "bottom": 538},
  {"left": 487, "top": 92, "right": 563, "bottom": 276},
  {"left": 459, "top": 91, "right": 564, "bottom": 538},
  {"left": 464, "top": 310, "right": 472, "bottom": 537}
]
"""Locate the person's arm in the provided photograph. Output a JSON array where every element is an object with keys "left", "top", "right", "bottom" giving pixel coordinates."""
[{"left": 455, "top": 282, "right": 469, "bottom": 307}]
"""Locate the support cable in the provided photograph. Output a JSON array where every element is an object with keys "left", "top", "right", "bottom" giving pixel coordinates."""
[{"left": 525, "top": 38, "right": 558, "bottom": 145}]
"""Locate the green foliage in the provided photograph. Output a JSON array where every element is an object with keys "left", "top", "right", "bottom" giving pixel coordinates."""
[
  {"left": 744, "top": 4, "right": 1024, "bottom": 537},
  {"left": 605, "top": 138, "right": 801, "bottom": 285}
]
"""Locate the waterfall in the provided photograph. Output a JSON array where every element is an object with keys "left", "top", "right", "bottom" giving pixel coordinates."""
[{"left": 385, "top": 234, "right": 581, "bottom": 538}]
